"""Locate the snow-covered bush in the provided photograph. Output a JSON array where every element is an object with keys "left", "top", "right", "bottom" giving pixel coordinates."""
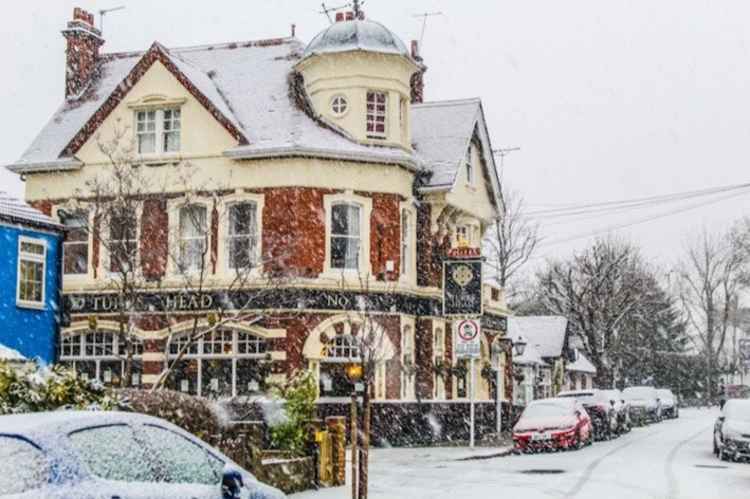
[
  {"left": 0, "top": 360, "right": 118, "bottom": 414},
  {"left": 266, "top": 370, "right": 317, "bottom": 456}
]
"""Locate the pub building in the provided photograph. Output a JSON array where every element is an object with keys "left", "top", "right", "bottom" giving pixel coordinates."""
[{"left": 7, "top": 8, "right": 512, "bottom": 417}]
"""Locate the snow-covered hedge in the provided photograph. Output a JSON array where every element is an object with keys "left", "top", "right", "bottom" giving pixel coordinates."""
[{"left": 0, "top": 360, "right": 118, "bottom": 415}]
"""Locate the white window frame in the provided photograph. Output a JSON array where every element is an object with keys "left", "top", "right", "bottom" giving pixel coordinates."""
[
  {"left": 330, "top": 94, "right": 349, "bottom": 118},
  {"left": 61, "top": 210, "right": 90, "bottom": 277},
  {"left": 134, "top": 107, "right": 182, "bottom": 155},
  {"left": 225, "top": 201, "right": 259, "bottom": 271},
  {"left": 433, "top": 324, "right": 446, "bottom": 400},
  {"left": 103, "top": 206, "right": 140, "bottom": 276},
  {"left": 465, "top": 145, "right": 475, "bottom": 186},
  {"left": 217, "top": 193, "right": 265, "bottom": 278},
  {"left": 178, "top": 203, "right": 209, "bottom": 274},
  {"left": 366, "top": 90, "right": 388, "bottom": 139},
  {"left": 16, "top": 236, "right": 46, "bottom": 309},
  {"left": 400, "top": 209, "right": 410, "bottom": 276},
  {"left": 400, "top": 325, "right": 415, "bottom": 400},
  {"left": 322, "top": 192, "right": 373, "bottom": 278}
]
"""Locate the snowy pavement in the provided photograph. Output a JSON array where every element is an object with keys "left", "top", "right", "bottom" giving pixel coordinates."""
[{"left": 292, "top": 408, "right": 750, "bottom": 499}]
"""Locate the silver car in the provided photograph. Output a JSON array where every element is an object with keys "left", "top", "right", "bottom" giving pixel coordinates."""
[{"left": 0, "top": 411, "right": 285, "bottom": 499}]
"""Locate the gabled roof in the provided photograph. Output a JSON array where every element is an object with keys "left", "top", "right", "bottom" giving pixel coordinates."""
[
  {"left": 411, "top": 99, "right": 503, "bottom": 208},
  {"left": 0, "top": 191, "right": 62, "bottom": 230},
  {"left": 513, "top": 341, "right": 548, "bottom": 366},
  {"left": 567, "top": 350, "right": 597, "bottom": 374},
  {"left": 508, "top": 316, "right": 568, "bottom": 359}
]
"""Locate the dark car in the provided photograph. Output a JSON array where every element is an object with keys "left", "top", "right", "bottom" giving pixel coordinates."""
[
  {"left": 0, "top": 411, "right": 285, "bottom": 499},
  {"left": 656, "top": 388, "right": 679, "bottom": 419},
  {"left": 557, "top": 389, "right": 619, "bottom": 440},
  {"left": 512, "top": 398, "right": 594, "bottom": 453},
  {"left": 714, "top": 399, "right": 750, "bottom": 462},
  {"left": 623, "top": 386, "right": 662, "bottom": 425}
]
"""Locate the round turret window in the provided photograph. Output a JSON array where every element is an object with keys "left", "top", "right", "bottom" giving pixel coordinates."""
[{"left": 331, "top": 95, "right": 349, "bottom": 117}]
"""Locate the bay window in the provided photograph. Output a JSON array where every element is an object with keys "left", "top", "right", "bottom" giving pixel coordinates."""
[
  {"left": 330, "top": 203, "right": 361, "bottom": 270},
  {"left": 366, "top": 91, "right": 387, "bottom": 138},
  {"left": 400, "top": 210, "right": 411, "bottom": 276},
  {"left": 179, "top": 204, "right": 207, "bottom": 272},
  {"left": 227, "top": 202, "right": 258, "bottom": 270},
  {"left": 16, "top": 237, "right": 45, "bottom": 307}
]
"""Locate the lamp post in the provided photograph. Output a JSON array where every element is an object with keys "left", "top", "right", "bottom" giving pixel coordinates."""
[
  {"left": 345, "top": 362, "right": 363, "bottom": 499},
  {"left": 492, "top": 335, "right": 527, "bottom": 435}
]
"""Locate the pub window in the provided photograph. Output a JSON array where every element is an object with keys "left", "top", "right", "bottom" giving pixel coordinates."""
[
  {"left": 179, "top": 204, "right": 208, "bottom": 272},
  {"left": 108, "top": 208, "right": 138, "bottom": 273},
  {"left": 330, "top": 203, "right": 361, "bottom": 270},
  {"left": 319, "top": 335, "right": 360, "bottom": 397},
  {"left": 58, "top": 331, "right": 143, "bottom": 388},
  {"left": 227, "top": 202, "right": 258, "bottom": 270},
  {"left": 366, "top": 91, "right": 387, "bottom": 138},
  {"left": 16, "top": 237, "right": 46, "bottom": 308},
  {"left": 61, "top": 211, "right": 89, "bottom": 275}
]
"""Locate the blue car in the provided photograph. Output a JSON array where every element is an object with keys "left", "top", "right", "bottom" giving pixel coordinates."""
[{"left": 0, "top": 411, "right": 285, "bottom": 499}]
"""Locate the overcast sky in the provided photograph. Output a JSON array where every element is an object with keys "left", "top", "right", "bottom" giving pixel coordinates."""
[{"left": 1, "top": 0, "right": 748, "bottom": 272}]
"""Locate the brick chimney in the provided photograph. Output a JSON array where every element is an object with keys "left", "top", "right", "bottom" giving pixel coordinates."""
[
  {"left": 410, "top": 40, "right": 427, "bottom": 104},
  {"left": 62, "top": 8, "right": 104, "bottom": 98}
]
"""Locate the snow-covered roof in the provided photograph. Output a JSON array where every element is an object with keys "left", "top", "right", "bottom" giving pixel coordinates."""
[
  {"left": 512, "top": 341, "right": 548, "bottom": 366},
  {"left": 0, "top": 343, "right": 27, "bottom": 361},
  {"left": 303, "top": 19, "right": 409, "bottom": 59},
  {"left": 567, "top": 350, "right": 597, "bottom": 374},
  {"left": 0, "top": 191, "right": 62, "bottom": 230},
  {"left": 508, "top": 316, "right": 568, "bottom": 359},
  {"left": 6, "top": 36, "right": 500, "bottom": 200}
]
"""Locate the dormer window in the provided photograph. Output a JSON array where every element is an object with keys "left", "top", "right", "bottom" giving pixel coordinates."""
[
  {"left": 136, "top": 108, "right": 181, "bottom": 154},
  {"left": 366, "top": 91, "right": 387, "bottom": 138},
  {"left": 331, "top": 95, "right": 349, "bottom": 117},
  {"left": 465, "top": 147, "right": 474, "bottom": 185}
]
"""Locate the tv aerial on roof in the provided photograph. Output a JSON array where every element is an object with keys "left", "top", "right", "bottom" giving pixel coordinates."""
[
  {"left": 99, "top": 6, "right": 126, "bottom": 33},
  {"left": 319, "top": 1, "right": 366, "bottom": 24}
]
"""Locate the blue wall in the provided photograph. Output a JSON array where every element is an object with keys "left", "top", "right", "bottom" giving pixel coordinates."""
[{"left": 0, "top": 223, "right": 61, "bottom": 364}]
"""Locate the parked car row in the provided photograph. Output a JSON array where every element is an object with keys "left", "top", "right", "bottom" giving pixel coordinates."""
[
  {"left": 713, "top": 398, "right": 750, "bottom": 463},
  {"left": 512, "top": 386, "right": 679, "bottom": 453}
]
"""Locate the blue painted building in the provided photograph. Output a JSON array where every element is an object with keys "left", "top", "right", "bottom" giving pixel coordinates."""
[{"left": 0, "top": 192, "right": 63, "bottom": 364}]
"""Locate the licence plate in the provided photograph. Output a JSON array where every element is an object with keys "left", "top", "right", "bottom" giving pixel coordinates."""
[{"left": 532, "top": 432, "right": 551, "bottom": 441}]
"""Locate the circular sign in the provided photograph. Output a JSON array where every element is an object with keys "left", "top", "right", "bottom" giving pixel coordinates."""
[{"left": 457, "top": 319, "right": 480, "bottom": 342}]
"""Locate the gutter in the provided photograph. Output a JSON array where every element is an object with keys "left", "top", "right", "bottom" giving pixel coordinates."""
[
  {"left": 224, "top": 145, "right": 424, "bottom": 173},
  {"left": 5, "top": 158, "right": 83, "bottom": 174}
]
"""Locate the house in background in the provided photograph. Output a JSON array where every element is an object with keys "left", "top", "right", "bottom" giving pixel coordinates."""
[
  {"left": 0, "top": 192, "right": 63, "bottom": 364},
  {"left": 509, "top": 315, "right": 598, "bottom": 401}
]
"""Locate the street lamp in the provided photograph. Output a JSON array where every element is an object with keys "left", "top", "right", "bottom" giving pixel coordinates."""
[
  {"left": 345, "top": 362, "right": 363, "bottom": 499},
  {"left": 513, "top": 335, "right": 527, "bottom": 357}
]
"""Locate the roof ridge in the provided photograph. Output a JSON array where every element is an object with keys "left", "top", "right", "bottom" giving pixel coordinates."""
[
  {"left": 102, "top": 36, "right": 298, "bottom": 59},
  {"left": 413, "top": 97, "right": 481, "bottom": 108}
]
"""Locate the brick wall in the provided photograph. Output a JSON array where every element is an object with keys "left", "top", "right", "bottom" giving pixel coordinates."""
[
  {"left": 415, "top": 317, "right": 433, "bottom": 399},
  {"left": 367, "top": 192, "right": 402, "bottom": 281}
]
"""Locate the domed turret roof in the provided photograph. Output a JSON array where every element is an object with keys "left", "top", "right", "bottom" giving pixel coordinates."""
[{"left": 303, "top": 19, "right": 409, "bottom": 59}]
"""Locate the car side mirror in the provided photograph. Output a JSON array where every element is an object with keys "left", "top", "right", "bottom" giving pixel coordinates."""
[{"left": 222, "top": 466, "right": 244, "bottom": 499}]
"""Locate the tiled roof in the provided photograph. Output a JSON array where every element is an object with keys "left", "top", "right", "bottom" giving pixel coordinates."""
[
  {"left": 0, "top": 191, "right": 62, "bottom": 229},
  {"left": 508, "top": 316, "right": 568, "bottom": 359}
]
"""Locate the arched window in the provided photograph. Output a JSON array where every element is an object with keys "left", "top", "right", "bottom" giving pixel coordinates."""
[
  {"left": 178, "top": 204, "right": 208, "bottom": 272},
  {"left": 59, "top": 331, "right": 144, "bottom": 387},
  {"left": 320, "top": 334, "right": 360, "bottom": 398},
  {"left": 166, "top": 327, "right": 268, "bottom": 398},
  {"left": 330, "top": 203, "right": 361, "bottom": 270}
]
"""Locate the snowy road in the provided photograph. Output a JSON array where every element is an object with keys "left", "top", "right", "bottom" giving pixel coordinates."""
[{"left": 293, "top": 408, "right": 750, "bottom": 499}]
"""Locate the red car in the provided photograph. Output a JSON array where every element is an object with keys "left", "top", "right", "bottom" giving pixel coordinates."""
[{"left": 513, "top": 398, "right": 594, "bottom": 452}]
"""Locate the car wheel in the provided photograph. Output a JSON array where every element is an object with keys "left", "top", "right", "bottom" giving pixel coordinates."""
[{"left": 719, "top": 447, "right": 730, "bottom": 462}]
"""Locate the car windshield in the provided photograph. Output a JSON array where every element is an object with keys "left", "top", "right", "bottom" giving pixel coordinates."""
[
  {"left": 725, "top": 402, "right": 750, "bottom": 421},
  {"left": 522, "top": 403, "right": 571, "bottom": 419},
  {"left": 623, "top": 387, "right": 655, "bottom": 400}
]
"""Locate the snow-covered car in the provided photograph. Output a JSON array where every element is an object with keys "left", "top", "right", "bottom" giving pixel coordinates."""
[
  {"left": 512, "top": 398, "right": 593, "bottom": 452},
  {"left": 656, "top": 388, "right": 679, "bottom": 419},
  {"left": 603, "top": 389, "right": 631, "bottom": 433},
  {"left": 557, "top": 389, "right": 619, "bottom": 440},
  {"left": 0, "top": 411, "right": 286, "bottom": 499},
  {"left": 714, "top": 398, "right": 750, "bottom": 462},
  {"left": 623, "top": 386, "right": 662, "bottom": 425}
]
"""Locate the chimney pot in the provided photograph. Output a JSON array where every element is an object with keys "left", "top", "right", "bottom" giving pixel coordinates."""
[
  {"left": 335, "top": 12, "right": 345, "bottom": 22},
  {"left": 345, "top": 11, "right": 355, "bottom": 21},
  {"left": 411, "top": 40, "right": 420, "bottom": 59}
]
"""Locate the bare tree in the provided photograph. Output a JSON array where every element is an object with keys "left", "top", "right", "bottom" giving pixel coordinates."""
[
  {"left": 676, "top": 228, "right": 746, "bottom": 403},
  {"left": 536, "top": 237, "right": 648, "bottom": 387},
  {"left": 484, "top": 187, "right": 539, "bottom": 299}
]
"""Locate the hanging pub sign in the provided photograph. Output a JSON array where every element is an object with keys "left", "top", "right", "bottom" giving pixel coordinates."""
[{"left": 443, "top": 257, "right": 483, "bottom": 317}]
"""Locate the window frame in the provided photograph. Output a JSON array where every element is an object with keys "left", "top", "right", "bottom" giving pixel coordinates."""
[
  {"left": 177, "top": 203, "right": 209, "bottom": 274},
  {"left": 135, "top": 107, "right": 182, "bottom": 156},
  {"left": 16, "top": 236, "right": 46, "bottom": 309},
  {"left": 225, "top": 201, "right": 259, "bottom": 271},
  {"left": 330, "top": 202, "right": 362, "bottom": 271},
  {"left": 322, "top": 193, "right": 373, "bottom": 278},
  {"left": 400, "top": 209, "right": 411, "bottom": 276},
  {"left": 60, "top": 210, "right": 90, "bottom": 276},
  {"left": 330, "top": 94, "right": 349, "bottom": 117},
  {"left": 465, "top": 145, "right": 475, "bottom": 186},
  {"left": 104, "top": 206, "right": 140, "bottom": 276},
  {"left": 366, "top": 90, "right": 388, "bottom": 139}
]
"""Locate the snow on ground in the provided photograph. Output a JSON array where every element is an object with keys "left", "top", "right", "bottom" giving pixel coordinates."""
[
  {"left": 293, "top": 408, "right": 750, "bottom": 499},
  {"left": 0, "top": 343, "right": 26, "bottom": 361}
]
